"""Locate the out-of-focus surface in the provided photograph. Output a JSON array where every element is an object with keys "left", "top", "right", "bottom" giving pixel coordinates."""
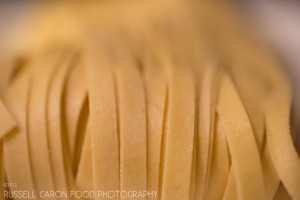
[
  {"left": 241, "top": 0, "right": 300, "bottom": 150},
  {"left": 0, "top": 1, "right": 299, "bottom": 109},
  {"left": 2, "top": 0, "right": 299, "bottom": 150},
  {"left": 0, "top": 2, "right": 33, "bottom": 55},
  {"left": 0, "top": 2, "right": 299, "bottom": 200}
]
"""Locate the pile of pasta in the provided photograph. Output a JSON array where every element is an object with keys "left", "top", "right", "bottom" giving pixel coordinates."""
[{"left": 0, "top": 1, "right": 299, "bottom": 200}]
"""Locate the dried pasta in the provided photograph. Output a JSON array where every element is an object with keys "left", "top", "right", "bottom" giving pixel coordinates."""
[{"left": 0, "top": 1, "right": 299, "bottom": 200}]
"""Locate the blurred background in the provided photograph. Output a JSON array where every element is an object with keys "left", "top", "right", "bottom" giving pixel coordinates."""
[
  {"left": 0, "top": 1, "right": 299, "bottom": 150},
  {"left": 242, "top": 1, "right": 300, "bottom": 152}
]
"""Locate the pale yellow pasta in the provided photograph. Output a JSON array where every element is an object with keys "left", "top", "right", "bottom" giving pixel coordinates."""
[
  {"left": 76, "top": 121, "right": 93, "bottom": 192},
  {"left": 160, "top": 52, "right": 195, "bottom": 200},
  {"left": 143, "top": 54, "right": 167, "bottom": 199},
  {"left": 0, "top": 99, "right": 17, "bottom": 139},
  {"left": 87, "top": 46, "right": 120, "bottom": 200},
  {"left": 3, "top": 70, "right": 37, "bottom": 199},
  {"left": 47, "top": 51, "right": 74, "bottom": 196},
  {"left": 217, "top": 74, "right": 265, "bottom": 200},
  {"left": 27, "top": 51, "right": 62, "bottom": 197},
  {"left": 0, "top": 1, "right": 299, "bottom": 200},
  {"left": 115, "top": 52, "right": 147, "bottom": 197},
  {"left": 65, "top": 60, "right": 88, "bottom": 168}
]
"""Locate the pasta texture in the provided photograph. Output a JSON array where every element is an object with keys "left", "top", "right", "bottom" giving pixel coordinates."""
[{"left": 0, "top": 1, "right": 299, "bottom": 200}]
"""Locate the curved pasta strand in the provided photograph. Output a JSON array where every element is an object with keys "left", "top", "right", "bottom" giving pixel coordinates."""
[
  {"left": 47, "top": 52, "right": 74, "bottom": 196},
  {"left": 206, "top": 114, "right": 230, "bottom": 200},
  {"left": 0, "top": 98, "right": 17, "bottom": 139},
  {"left": 265, "top": 90, "right": 300, "bottom": 200},
  {"left": 87, "top": 47, "right": 120, "bottom": 199},
  {"left": 76, "top": 121, "right": 93, "bottom": 192},
  {"left": 195, "top": 64, "right": 221, "bottom": 199},
  {"left": 3, "top": 71, "right": 36, "bottom": 199},
  {"left": 65, "top": 61, "right": 87, "bottom": 167},
  {"left": 143, "top": 55, "right": 167, "bottom": 199},
  {"left": 115, "top": 53, "right": 147, "bottom": 197},
  {"left": 217, "top": 74, "right": 264, "bottom": 200},
  {"left": 161, "top": 57, "right": 195, "bottom": 200},
  {"left": 238, "top": 41, "right": 300, "bottom": 199},
  {"left": 27, "top": 50, "right": 64, "bottom": 197}
]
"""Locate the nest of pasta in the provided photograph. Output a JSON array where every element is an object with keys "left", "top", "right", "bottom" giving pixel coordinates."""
[{"left": 0, "top": 1, "right": 299, "bottom": 200}]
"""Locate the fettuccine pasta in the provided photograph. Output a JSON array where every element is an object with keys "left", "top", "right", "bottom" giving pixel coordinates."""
[{"left": 0, "top": 1, "right": 299, "bottom": 200}]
